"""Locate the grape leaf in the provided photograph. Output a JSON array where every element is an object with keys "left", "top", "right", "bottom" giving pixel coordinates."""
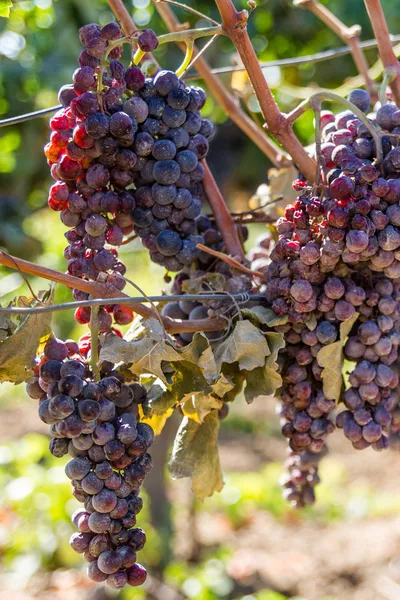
[
  {"left": 244, "top": 364, "right": 281, "bottom": 403},
  {"left": 169, "top": 362, "right": 212, "bottom": 399},
  {"left": 241, "top": 306, "right": 288, "bottom": 327},
  {"left": 0, "top": 309, "right": 17, "bottom": 341},
  {"left": 211, "top": 374, "right": 234, "bottom": 397},
  {"left": 179, "top": 332, "right": 218, "bottom": 382},
  {"left": 139, "top": 405, "right": 173, "bottom": 435},
  {"left": 100, "top": 333, "right": 182, "bottom": 383},
  {"left": 181, "top": 392, "right": 222, "bottom": 424},
  {"left": 221, "top": 365, "right": 246, "bottom": 403},
  {"left": 317, "top": 312, "right": 359, "bottom": 402},
  {"left": 265, "top": 331, "right": 286, "bottom": 364},
  {"left": 169, "top": 411, "right": 224, "bottom": 499},
  {"left": 244, "top": 332, "right": 285, "bottom": 403},
  {"left": 141, "top": 383, "right": 174, "bottom": 417},
  {"left": 0, "top": 291, "right": 54, "bottom": 384},
  {"left": 182, "top": 272, "right": 226, "bottom": 294},
  {"left": 0, "top": 1, "right": 12, "bottom": 18},
  {"left": 214, "top": 320, "right": 270, "bottom": 372},
  {"left": 305, "top": 313, "right": 318, "bottom": 331}
]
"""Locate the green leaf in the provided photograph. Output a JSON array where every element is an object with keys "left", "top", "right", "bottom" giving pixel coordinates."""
[
  {"left": 181, "top": 392, "right": 222, "bottom": 424},
  {"left": 182, "top": 272, "right": 226, "bottom": 294},
  {"left": 0, "top": 1, "right": 12, "bottom": 18},
  {"left": 169, "top": 411, "right": 224, "bottom": 499},
  {"left": 0, "top": 291, "right": 54, "bottom": 384},
  {"left": 214, "top": 320, "right": 271, "bottom": 372},
  {"left": 317, "top": 312, "right": 359, "bottom": 402},
  {"left": 99, "top": 332, "right": 182, "bottom": 383},
  {"left": 241, "top": 306, "right": 288, "bottom": 327}
]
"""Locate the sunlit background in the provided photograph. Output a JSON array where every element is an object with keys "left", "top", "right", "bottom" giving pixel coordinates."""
[{"left": 1, "top": 1, "right": 400, "bottom": 599}]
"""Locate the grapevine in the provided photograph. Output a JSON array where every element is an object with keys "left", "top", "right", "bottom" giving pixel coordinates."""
[{"left": 1, "top": 0, "right": 400, "bottom": 592}]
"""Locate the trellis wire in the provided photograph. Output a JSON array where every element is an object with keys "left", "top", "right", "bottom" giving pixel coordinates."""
[
  {"left": 2, "top": 34, "right": 400, "bottom": 129},
  {"left": 0, "top": 292, "right": 264, "bottom": 315}
]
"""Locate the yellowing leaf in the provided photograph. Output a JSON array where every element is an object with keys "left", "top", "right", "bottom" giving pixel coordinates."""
[
  {"left": 139, "top": 405, "right": 173, "bottom": 436},
  {"left": 169, "top": 412, "right": 224, "bottom": 500},
  {"left": 214, "top": 320, "right": 270, "bottom": 372},
  {"left": 317, "top": 312, "right": 359, "bottom": 402},
  {"left": 0, "top": 291, "right": 54, "bottom": 384},
  {"left": 242, "top": 306, "right": 288, "bottom": 327},
  {"left": 142, "top": 383, "right": 174, "bottom": 417},
  {"left": 100, "top": 334, "right": 182, "bottom": 383},
  {"left": 179, "top": 332, "right": 218, "bottom": 382},
  {"left": 181, "top": 392, "right": 222, "bottom": 424},
  {"left": 211, "top": 374, "right": 234, "bottom": 398},
  {"left": 244, "top": 363, "right": 282, "bottom": 403},
  {"left": 339, "top": 312, "right": 359, "bottom": 340},
  {"left": 244, "top": 331, "right": 284, "bottom": 403}
]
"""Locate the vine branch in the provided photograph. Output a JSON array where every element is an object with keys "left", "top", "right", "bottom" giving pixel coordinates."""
[
  {"left": 153, "top": 0, "right": 288, "bottom": 168},
  {"left": 202, "top": 162, "right": 245, "bottom": 260},
  {"left": 294, "top": 0, "right": 375, "bottom": 98},
  {"left": 363, "top": 0, "right": 400, "bottom": 106},
  {"left": 214, "top": 0, "right": 317, "bottom": 183},
  {"left": 0, "top": 246, "right": 229, "bottom": 335},
  {"left": 196, "top": 243, "right": 263, "bottom": 278}
]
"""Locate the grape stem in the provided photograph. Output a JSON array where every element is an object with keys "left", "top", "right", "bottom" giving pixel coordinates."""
[
  {"left": 379, "top": 68, "right": 397, "bottom": 106},
  {"left": 89, "top": 305, "right": 101, "bottom": 381},
  {"left": 196, "top": 243, "right": 263, "bottom": 278},
  {"left": 176, "top": 40, "right": 194, "bottom": 77},
  {"left": 310, "top": 97, "right": 323, "bottom": 189},
  {"left": 213, "top": 0, "right": 318, "bottom": 183},
  {"left": 153, "top": 0, "right": 289, "bottom": 168},
  {"left": 363, "top": 0, "right": 400, "bottom": 107},
  {"left": 202, "top": 162, "right": 245, "bottom": 260},
  {"left": 287, "top": 90, "right": 383, "bottom": 165},
  {"left": 0, "top": 251, "right": 230, "bottom": 334},
  {"left": 294, "top": 0, "right": 376, "bottom": 99}
]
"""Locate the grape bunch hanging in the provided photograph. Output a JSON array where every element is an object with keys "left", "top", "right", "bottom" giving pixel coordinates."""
[
  {"left": 257, "top": 87, "right": 400, "bottom": 506},
  {"left": 11, "top": 1, "right": 400, "bottom": 591},
  {"left": 45, "top": 19, "right": 215, "bottom": 334}
]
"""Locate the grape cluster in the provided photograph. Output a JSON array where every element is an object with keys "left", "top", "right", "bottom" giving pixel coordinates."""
[
  {"left": 318, "top": 88, "right": 400, "bottom": 277},
  {"left": 27, "top": 337, "right": 153, "bottom": 589},
  {"left": 274, "top": 326, "right": 336, "bottom": 507},
  {"left": 45, "top": 21, "right": 215, "bottom": 315},
  {"left": 336, "top": 277, "right": 400, "bottom": 449},
  {"left": 280, "top": 447, "right": 325, "bottom": 508},
  {"left": 257, "top": 88, "right": 400, "bottom": 504}
]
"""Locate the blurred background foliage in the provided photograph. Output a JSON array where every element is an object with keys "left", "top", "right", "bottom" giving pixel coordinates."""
[{"left": 1, "top": 1, "right": 400, "bottom": 599}]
